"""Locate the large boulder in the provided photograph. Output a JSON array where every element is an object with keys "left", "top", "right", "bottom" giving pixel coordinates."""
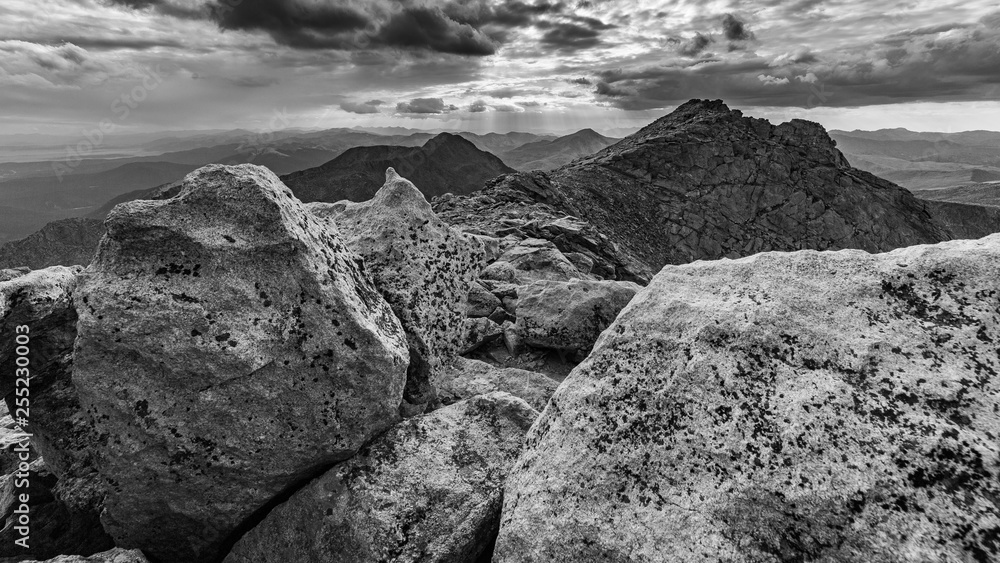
[
  {"left": 496, "top": 235, "right": 1000, "bottom": 562},
  {"left": 514, "top": 278, "right": 641, "bottom": 352},
  {"left": 224, "top": 392, "right": 538, "bottom": 563},
  {"left": 308, "top": 168, "right": 487, "bottom": 413},
  {"left": 438, "top": 358, "right": 558, "bottom": 412},
  {"left": 71, "top": 164, "right": 409, "bottom": 563},
  {"left": 0, "top": 266, "right": 113, "bottom": 558}
]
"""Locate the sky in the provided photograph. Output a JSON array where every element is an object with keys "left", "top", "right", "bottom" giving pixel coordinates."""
[{"left": 1, "top": 0, "right": 999, "bottom": 136}]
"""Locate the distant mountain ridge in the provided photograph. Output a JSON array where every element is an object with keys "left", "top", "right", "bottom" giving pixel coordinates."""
[
  {"left": 500, "top": 129, "right": 618, "bottom": 171},
  {"left": 281, "top": 133, "right": 515, "bottom": 203}
]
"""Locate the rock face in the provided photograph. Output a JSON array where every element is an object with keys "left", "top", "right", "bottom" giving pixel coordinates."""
[
  {"left": 71, "top": 164, "right": 409, "bottom": 563},
  {"left": 438, "top": 358, "right": 558, "bottom": 412},
  {"left": 496, "top": 234, "right": 1000, "bottom": 563},
  {"left": 515, "top": 278, "right": 640, "bottom": 352},
  {"left": 308, "top": 169, "right": 487, "bottom": 413},
  {"left": 0, "top": 266, "right": 113, "bottom": 558},
  {"left": 283, "top": 133, "right": 514, "bottom": 203},
  {"left": 437, "top": 100, "right": 1000, "bottom": 278},
  {"left": 225, "top": 392, "right": 538, "bottom": 563},
  {"left": 0, "top": 218, "right": 105, "bottom": 270}
]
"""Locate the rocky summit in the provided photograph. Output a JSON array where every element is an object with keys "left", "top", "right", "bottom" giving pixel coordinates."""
[
  {"left": 496, "top": 235, "right": 1000, "bottom": 562},
  {"left": 2, "top": 99, "right": 1000, "bottom": 563},
  {"left": 436, "top": 100, "right": 1000, "bottom": 279}
]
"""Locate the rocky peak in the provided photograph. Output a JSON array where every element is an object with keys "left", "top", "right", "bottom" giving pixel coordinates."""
[{"left": 582, "top": 98, "right": 846, "bottom": 183}]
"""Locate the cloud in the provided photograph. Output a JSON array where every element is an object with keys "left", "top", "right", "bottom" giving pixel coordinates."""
[
  {"left": 341, "top": 99, "right": 383, "bottom": 114},
  {"left": 595, "top": 81, "right": 628, "bottom": 97},
  {"left": 568, "top": 77, "right": 592, "bottom": 85},
  {"left": 539, "top": 22, "right": 602, "bottom": 51},
  {"left": 396, "top": 97, "right": 456, "bottom": 113},
  {"left": 104, "top": 0, "right": 563, "bottom": 56},
  {"left": 679, "top": 33, "right": 713, "bottom": 57},
  {"left": 469, "top": 99, "right": 488, "bottom": 112},
  {"left": 722, "top": 14, "right": 754, "bottom": 41},
  {"left": 757, "top": 74, "right": 789, "bottom": 86}
]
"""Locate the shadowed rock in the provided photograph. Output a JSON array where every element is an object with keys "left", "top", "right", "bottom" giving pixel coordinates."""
[
  {"left": 0, "top": 266, "right": 113, "bottom": 559},
  {"left": 70, "top": 164, "right": 409, "bottom": 563},
  {"left": 224, "top": 392, "right": 537, "bottom": 563},
  {"left": 497, "top": 234, "right": 1000, "bottom": 562}
]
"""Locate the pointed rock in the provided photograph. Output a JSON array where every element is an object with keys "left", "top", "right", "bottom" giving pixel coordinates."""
[{"left": 308, "top": 168, "right": 488, "bottom": 413}]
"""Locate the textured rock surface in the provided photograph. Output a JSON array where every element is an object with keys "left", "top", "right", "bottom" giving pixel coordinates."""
[
  {"left": 283, "top": 133, "right": 514, "bottom": 203},
  {"left": 459, "top": 317, "right": 503, "bottom": 354},
  {"left": 71, "top": 164, "right": 409, "bottom": 563},
  {"left": 466, "top": 282, "right": 502, "bottom": 318},
  {"left": 0, "top": 218, "right": 105, "bottom": 270},
  {"left": 480, "top": 238, "right": 589, "bottom": 285},
  {"left": 308, "top": 168, "right": 487, "bottom": 412},
  {"left": 0, "top": 266, "right": 113, "bottom": 558},
  {"left": 438, "top": 357, "right": 558, "bottom": 412},
  {"left": 23, "top": 548, "right": 149, "bottom": 563},
  {"left": 497, "top": 235, "right": 1000, "bottom": 562},
  {"left": 437, "top": 100, "right": 1000, "bottom": 278},
  {"left": 434, "top": 185, "right": 649, "bottom": 283},
  {"left": 515, "top": 278, "right": 640, "bottom": 352},
  {"left": 225, "top": 392, "right": 538, "bottom": 563}
]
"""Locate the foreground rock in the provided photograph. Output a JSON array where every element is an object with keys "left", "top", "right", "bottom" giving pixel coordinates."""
[
  {"left": 71, "top": 164, "right": 409, "bottom": 563},
  {"left": 438, "top": 358, "right": 558, "bottom": 412},
  {"left": 24, "top": 548, "right": 149, "bottom": 563},
  {"left": 0, "top": 267, "right": 113, "bottom": 558},
  {"left": 225, "top": 393, "right": 537, "bottom": 563},
  {"left": 480, "top": 238, "right": 589, "bottom": 285},
  {"left": 497, "top": 235, "right": 1000, "bottom": 562},
  {"left": 515, "top": 278, "right": 640, "bottom": 353},
  {"left": 308, "top": 168, "right": 487, "bottom": 413}
]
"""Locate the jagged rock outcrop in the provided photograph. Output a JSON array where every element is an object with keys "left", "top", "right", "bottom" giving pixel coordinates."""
[
  {"left": 437, "top": 358, "right": 558, "bottom": 412},
  {"left": 433, "top": 180, "right": 650, "bottom": 283},
  {"left": 496, "top": 234, "right": 1000, "bottom": 562},
  {"left": 224, "top": 393, "right": 537, "bottom": 563},
  {"left": 283, "top": 133, "right": 514, "bottom": 203},
  {"left": 0, "top": 266, "right": 113, "bottom": 558},
  {"left": 480, "top": 238, "right": 589, "bottom": 285},
  {"left": 308, "top": 169, "right": 487, "bottom": 414},
  {"left": 23, "top": 548, "right": 149, "bottom": 563},
  {"left": 514, "top": 278, "right": 640, "bottom": 352},
  {"left": 0, "top": 219, "right": 104, "bottom": 270},
  {"left": 438, "top": 100, "right": 1000, "bottom": 278},
  {"left": 70, "top": 164, "right": 409, "bottom": 563}
]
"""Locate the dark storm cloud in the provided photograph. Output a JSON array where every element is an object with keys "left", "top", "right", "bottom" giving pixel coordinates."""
[
  {"left": 375, "top": 6, "right": 497, "bottom": 56},
  {"left": 678, "top": 33, "right": 713, "bottom": 56},
  {"left": 341, "top": 99, "right": 383, "bottom": 113},
  {"left": 396, "top": 97, "right": 456, "bottom": 113},
  {"left": 540, "top": 22, "right": 601, "bottom": 50},
  {"left": 588, "top": 16, "right": 1000, "bottom": 111},
  {"left": 721, "top": 14, "right": 754, "bottom": 41},
  {"left": 569, "top": 77, "right": 592, "bottom": 85},
  {"left": 105, "top": 0, "right": 561, "bottom": 56}
]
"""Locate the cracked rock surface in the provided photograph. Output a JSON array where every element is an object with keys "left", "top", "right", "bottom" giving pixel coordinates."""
[
  {"left": 496, "top": 234, "right": 1000, "bottom": 563},
  {"left": 224, "top": 392, "right": 537, "bottom": 563}
]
